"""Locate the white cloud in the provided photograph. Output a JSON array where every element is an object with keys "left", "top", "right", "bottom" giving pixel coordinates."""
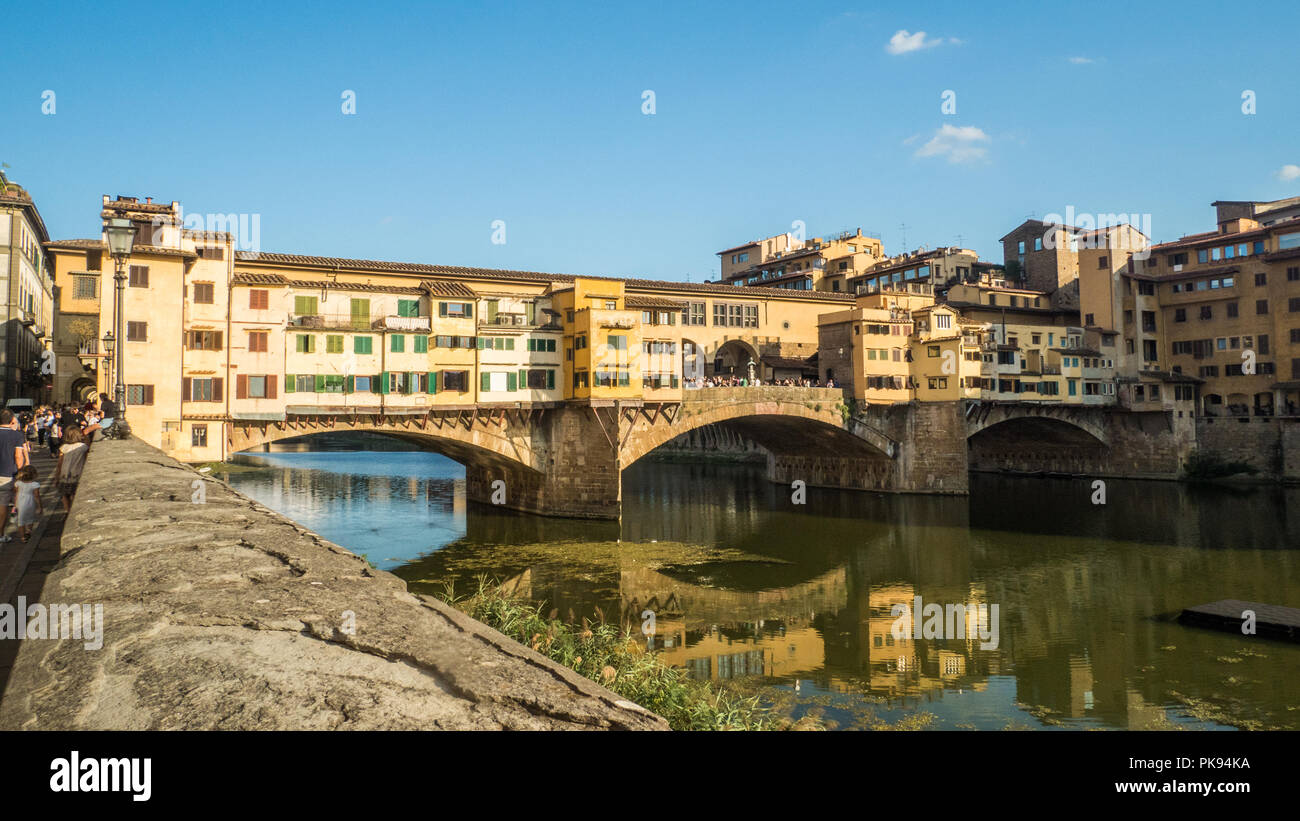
[
  {"left": 885, "top": 30, "right": 956, "bottom": 55},
  {"left": 1278, "top": 164, "right": 1300, "bottom": 181},
  {"left": 1069, "top": 56, "right": 1095, "bottom": 64},
  {"left": 911, "top": 124, "right": 991, "bottom": 165}
]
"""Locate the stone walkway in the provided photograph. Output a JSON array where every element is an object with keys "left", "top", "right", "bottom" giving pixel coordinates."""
[{"left": 0, "top": 442, "right": 69, "bottom": 695}]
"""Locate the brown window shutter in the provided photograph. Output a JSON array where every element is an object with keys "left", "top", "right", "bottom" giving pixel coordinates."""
[
  {"left": 267, "top": 375, "right": 277, "bottom": 398},
  {"left": 213, "top": 378, "right": 223, "bottom": 402},
  {"left": 236, "top": 374, "right": 248, "bottom": 399},
  {"left": 145, "top": 385, "right": 154, "bottom": 405},
  {"left": 182, "top": 377, "right": 192, "bottom": 402},
  {"left": 215, "top": 331, "right": 223, "bottom": 349}
]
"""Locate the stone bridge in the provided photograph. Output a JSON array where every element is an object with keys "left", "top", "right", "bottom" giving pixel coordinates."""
[{"left": 226, "top": 390, "right": 1194, "bottom": 519}]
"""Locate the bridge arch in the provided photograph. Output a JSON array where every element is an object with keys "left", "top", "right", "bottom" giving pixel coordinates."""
[
  {"left": 227, "top": 410, "right": 546, "bottom": 473},
  {"left": 964, "top": 403, "right": 1109, "bottom": 447},
  {"left": 619, "top": 388, "right": 897, "bottom": 468}
]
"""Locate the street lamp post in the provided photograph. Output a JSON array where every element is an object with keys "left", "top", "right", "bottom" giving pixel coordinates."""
[{"left": 105, "top": 218, "right": 134, "bottom": 438}]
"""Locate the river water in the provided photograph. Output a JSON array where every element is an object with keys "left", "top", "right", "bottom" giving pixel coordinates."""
[{"left": 222, "top": 444, "right": 1300, "bottom": 731}]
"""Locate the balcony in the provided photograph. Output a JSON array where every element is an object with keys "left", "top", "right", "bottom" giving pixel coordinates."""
[{"left": 379, "top": 315, "right": 431, "bottom": 332}]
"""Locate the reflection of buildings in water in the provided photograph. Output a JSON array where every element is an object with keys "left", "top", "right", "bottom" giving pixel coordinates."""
[
  {"left": 853, "top": 583, "right": 994, "bottom": 700},
  {"left": 617, "top": 563, "right": 847, "bottom": 681}
]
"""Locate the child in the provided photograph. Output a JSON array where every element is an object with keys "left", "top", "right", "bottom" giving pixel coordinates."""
[
  {"left": 48, "top": 415, "right": 62, "bottom": 458},
  {"left": 56, "top": 427, "right": 89, "bottom": 512},
  {"left": 13, "top": 464, "right": 42, "bottom": 542}
]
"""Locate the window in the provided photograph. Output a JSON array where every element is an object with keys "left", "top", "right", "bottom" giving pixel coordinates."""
[
  {"left": 326, "top": 335, "right": 344, "bottom": 354},
  {"left": 391, "top": 334, "right": 405, "bottom": 353},
  {"left": 414, "top": 335, "right": 428, "bottom": 353},
  {"left": 1279, "top": 232, "right": 1300, "bottom": 251},
  {"left": 350, "top": 298, "right": 370, "bottom": 329},
  {"left": 236, "top": 374, "right": 276, "bottom": 399},
  {"left": 439, "top": 301, "right": 472, "bottom": 318},
  {"left": 1257, "top": 299, "right": 1269, "bottom": 315},
  {"left": 1034, "top": 238, "right": 1043, "bottom": 251},
  {"left": 294, "top": 375, "right": 315, "bottom": 392},
  {"left": 185, "top": 330, "right": 223, "bottom": 350},
  {"left": 1227, "top": 302, "right": 1239, "bottom": 318},
  {"left": 295, "top": 334, "right": 315, "bottom": 353},
  {"left": 126, "top": 384, "right": 154, "bottom": 406},
  {"left": 128, "top": 265, "right": 149, "bottom": 287},
  {"left": 1017, "top": 241, "right": 1025, "bottom": 254},
  {"left": 607, "top": 335, "right": 627, "bottom": 351},
  {"left": 442, "top": 370, "right": 468, "bottom": 392},
  {"left": 126, "top": 321, "right": 148, "bottom": 341},
  {"left": 192, "top": 282, "right": 214, "bottom": 303},
  {"left": 249, "top": 289, "right": 269, "bottom": 310},
  {"left": 1174, "top": 308, "right": 1186, "bottom": 323},
  {"left": 1200, "top": 305, "right": 1212, "bottom": 320},
  {"left": 248, "top": 331, "right": 268, "bottom": 353},
  {"left": 74, "top": 275, "right": 97, "bottom": 299},
  {"left": 526, "top": 369, "right": 555, "bottom": 390},
  {"left": 183, "top": 377, "right": 223, "bottom": 402},
  {"left": 683, "top": 301, "right": 706, "bottom": 326},
  {"left": 192, "top": 425, "right": 208, "bottom": 448},
  {"left": 354, "top": 336, "right": 373, "bottom": 354},
  {"left": 294, "top": 295, "right": 318, "bottom": 315},
  {"left": 1085, "top": 313, "right": 1095, "bottom": 325},
  {"left": 1289, "top": 267, "right": 1300, "bottom": 282},
  {"left": 1290, "top": 297, "right": 1300, "bottom": 313},
  {"left": 397, "top": 299, "right": 420, "bottom": 317},
  {"left": 526, "top": 338, "right": 557, "bottom": 352}
]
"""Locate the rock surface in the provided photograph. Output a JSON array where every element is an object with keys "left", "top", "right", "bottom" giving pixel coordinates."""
[{"left": 0, "top": 440, "right": 667, "bottom": 730}]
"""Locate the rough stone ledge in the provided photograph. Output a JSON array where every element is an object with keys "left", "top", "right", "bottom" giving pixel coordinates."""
[{"left": 0, "top": 439, "right": 666, "bottom": 731}]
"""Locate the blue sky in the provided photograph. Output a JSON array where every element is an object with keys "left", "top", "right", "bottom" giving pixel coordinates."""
[{"left": 3, "top": 0, "right": 1297, "bottom": 281}]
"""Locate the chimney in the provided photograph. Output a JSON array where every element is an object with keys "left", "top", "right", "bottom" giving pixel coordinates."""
[{"left": 145, "top": 197, "right": 152, "bottom": 204}]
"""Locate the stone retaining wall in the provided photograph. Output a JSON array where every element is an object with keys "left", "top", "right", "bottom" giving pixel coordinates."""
[{"left": 0, "top": 439, "right": 666, "bottom": 730}]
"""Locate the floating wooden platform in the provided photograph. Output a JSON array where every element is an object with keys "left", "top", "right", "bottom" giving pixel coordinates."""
[{"left": 1178, "top": 599, "right": 1300, "bottom": 642}]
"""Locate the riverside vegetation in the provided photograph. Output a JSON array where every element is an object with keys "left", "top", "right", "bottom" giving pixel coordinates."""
[{"left": 435, "top": 577, "right": 782, "bottom": 731}]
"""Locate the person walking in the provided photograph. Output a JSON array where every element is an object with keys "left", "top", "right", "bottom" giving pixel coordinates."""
[
  {"left": 47, "top": 412, "right": 63, "bottom": 458},
  {"left": 56, "top": 427, "right": 89, "bottom": 512},
  {"left": 13, "top": 464, "right": 43, "bottom": 542},
  {"left": 0, "top": 409, "right": 31, "bottom": 543}
]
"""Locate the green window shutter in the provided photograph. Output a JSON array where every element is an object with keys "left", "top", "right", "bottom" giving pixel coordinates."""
[
  {"left": 464, "top": 302, "right": 473, "bottom": 318},
  {"left": 398, "top": 299, "right": 418, "bottom": 318},
  {"left": 487, "top": 300, "right": 498, "bottom": 321},
  {"left": 414, "top": 336, "right": 428, "bottom": 353},
  {"left": 506, "top": 338, "right": 515, "bottom": 351},
  {"left": 351, "top": 299, "right": 370, "bottom": 329},
  {"left": 494, "top": 338, "right": 504, "bottom": 351},
  {"left": 439, "top": 302, "right": 448, "bottom": 317},
  {"left": 345, "top": 375, "right": 354, "bottom": 393},
  {"left": 427, "top": 371, "right": 437, "bottom": 394},
  {"left": 481, "top": 372, "right": 491, "bottom": 392},
  {"left": 546, "top": 369, "right": 555, "bottom": 390},
  {"left": 285, "top": 374, "right": 295, "bottom": 393},
  {"left": 314, "top": 374, "right": 325, "bottom": 392},
  {"left": 294, "top": 296, "right": 317, "bottom": 315},
  {"left": 526, "top": 338, "right": 535, "bottom": 352},
  {"left": 391, "top": 334, "right": 404, "bottom": 353},
  {"left": 519, "top": 369, "right": 527, "bottom": 387},
  {"left": 407, "top": 372, "right": 418, "bottom": 394},
  {"left": 379, "top": 372, "right": 390, "bottom": 394},
  {"left": 506, "top": 372, "right": 517, "bottom": 392}
]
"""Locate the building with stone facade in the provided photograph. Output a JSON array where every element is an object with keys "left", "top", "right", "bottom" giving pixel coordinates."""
[
  {"left": 717, "top": 228, "right": 884, "bottom": 293},
  {"left": 0, "top": 175, "right": 55, "bottom": 405}
]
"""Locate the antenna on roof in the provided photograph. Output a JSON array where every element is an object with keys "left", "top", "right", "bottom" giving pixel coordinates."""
[{"left": 898, "top": 222, "right": 909, "bottom": 253}]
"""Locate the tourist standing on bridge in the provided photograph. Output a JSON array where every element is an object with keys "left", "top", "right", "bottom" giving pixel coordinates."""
[{"left": 0, "top": 409, "right": 31, "bottom": 543}]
